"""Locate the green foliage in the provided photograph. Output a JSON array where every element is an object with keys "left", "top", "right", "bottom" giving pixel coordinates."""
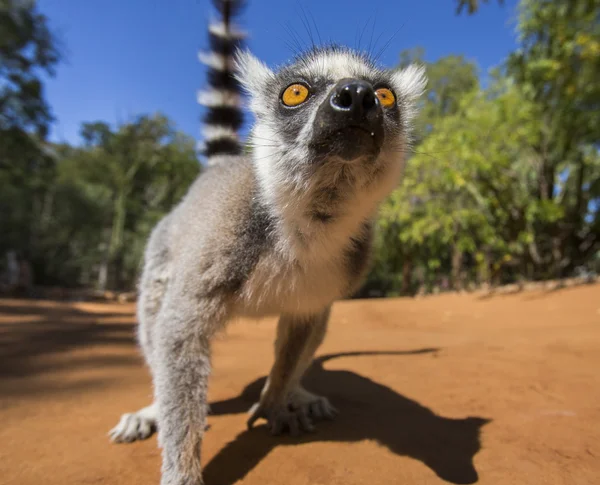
[
  {"left": 399, "top": 49, "right": 479, "bottom": 145},
  {"left": 0, "top": 0, "right": 59, "bottom": 138},
  {"left": 0, "top": 0, "right": 60, "bottom": 186},
  {"left": 363, "top": 0, "right": 600, "bottom": 296},
  {"left": 375, "top": 82, "right": 542, "bottom": 292},
  {"left": 506, "top": 0, "right": 600, "bottom": 273},
  {"left": 57, "top": 115, "right": 200, "bottom": 289},
  {"left": 1, "top": 115, "right": 200, "bottom": 290},
  {"left": 0, "top": 2, "right": 200, "bottom": 292},
  {"left": 0, "top": 0, "right": 61, "bottom": 286}
]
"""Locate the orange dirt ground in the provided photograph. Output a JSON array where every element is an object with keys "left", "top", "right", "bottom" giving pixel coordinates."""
[{"left": 0, "top": 284, "right": 599, "bottom": 485}]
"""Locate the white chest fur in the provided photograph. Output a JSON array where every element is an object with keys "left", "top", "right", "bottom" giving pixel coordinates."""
[{"left": 235, "top": 249, "right": 347, "bottom": 317}]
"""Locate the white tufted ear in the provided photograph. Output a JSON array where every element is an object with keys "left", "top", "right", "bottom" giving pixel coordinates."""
[
  {"left": 234, "top": 49, "right": 274, "bottom": 94},
  {"left": 234, "top": 49, "right": 275, "bottom": 118},
  {"left": 390, "top": 64, "right": 427, "bottom": 131},
  {"left": 390, "top": 64, "right": 428, "bottom": 102}
]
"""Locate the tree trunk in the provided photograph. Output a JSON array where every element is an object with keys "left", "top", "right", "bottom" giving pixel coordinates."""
[
  {"left": 109, "top": 189, "right": 127, "bottom": 259},
  {"left": 105, "top": 187, "right": 128, "bottom": 290},
  {"left": 451, "top": 245, "right": 463, "bottom": 291},
  {"left": 401, "top": 259, "right": 412, "bottom": 295},
  {"left": 97, "top": 258, "right": 108, "bottom": 291}
]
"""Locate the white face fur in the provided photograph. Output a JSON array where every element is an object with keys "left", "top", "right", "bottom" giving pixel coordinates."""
[{"left": 235, "top": 46, "right": 426, "bottom": 235}]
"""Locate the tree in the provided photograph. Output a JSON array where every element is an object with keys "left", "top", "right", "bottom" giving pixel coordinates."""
[
  {"left": 0, "top": 4, "right": 202, "bottom": 293},
  {"left": 0, "top": 112, "right": 200, "bottom": 291},
  {"left": 361, "top": 53, "right": 480, "bottom": 296},
  {"left": 0, "top": 0, "right": 59, "bottom": 136},
  {"left": 0, "top": 0, "right": 61, "bottom": 277},
  {"left": 398, "top": 49, "right": 479, "bottom": 145},
  {"left": 508, "top": 0, "right": 600, "bottom": 275},
  {"left": 362, "top": 1, "right": 600, "bottom": 297},
  {"left": 371, "top": 80, "right": 560, "bottom": 295},
  {"left": 72, "top": 114, "right": 200, "bottom": 290}
]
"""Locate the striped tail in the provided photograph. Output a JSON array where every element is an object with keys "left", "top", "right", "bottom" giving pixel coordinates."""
[{"left": 198, "top": 0, "right": 246, "bottom": 165}]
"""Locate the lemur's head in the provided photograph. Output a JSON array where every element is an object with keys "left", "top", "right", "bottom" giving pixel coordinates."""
[{"left": 236, "top": 46, "right": 426, "bottom": 215}]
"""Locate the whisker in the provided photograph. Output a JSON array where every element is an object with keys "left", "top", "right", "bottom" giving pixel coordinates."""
[
  {"left": 370, "top": 29, "right": 387, "bottom": 60},
  {"left": 367, "top": 15, "right": 377, "bottom": 56},
  {"left": 307, "top": 9, "right": 322, "bottom": 46},
  {"left": 373, "top": 24, "right": 405, "bottom": 64},
  {"left": 298, "top": 4, "right": 316, "bottom": 50},
  {"left": 282, "top": 21, "right": 305, "bottom": 56},
  {"left": 357, "top": 15, "right": 374, "bottom": 52},
  {"left": 281, "top": 37, "right": 299, "bottom": 56}
]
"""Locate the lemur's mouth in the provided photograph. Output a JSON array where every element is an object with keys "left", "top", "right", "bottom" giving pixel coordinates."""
[
  {"left": 345, "top": 125, "right": 376, "bottom": 136},
  {"left": 335, "top": 125, "right": 380, "bottom": 150},
  {"left": 311, "top": 124, "right": 382, "bottom": 162},
  {"left": 313, "top": 125, "right": 376, "bottom": 145}
]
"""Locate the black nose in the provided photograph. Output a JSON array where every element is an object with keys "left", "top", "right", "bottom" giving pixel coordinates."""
[{"left": 330, "top": 79, "right": 377, "bottom": 119}]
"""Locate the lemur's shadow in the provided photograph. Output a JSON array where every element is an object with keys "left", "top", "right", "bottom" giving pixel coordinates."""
[{"left": 204, "top": 349, "right": 490, "bottom": 485}]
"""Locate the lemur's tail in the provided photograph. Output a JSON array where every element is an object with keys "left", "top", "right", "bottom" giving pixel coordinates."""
[{"left": 198, "top": 0, "right": 245, "bottom": 165}]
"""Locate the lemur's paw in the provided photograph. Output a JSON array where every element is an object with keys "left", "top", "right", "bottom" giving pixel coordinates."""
[
  {"left": 109, "top": 407, "right": 157, "bottom": 443},
  {"left": 289, "top": 387, "right": 338, "bottom": 421},
  {"left": 247, "top": 400, "right": 314, "bottom": 437},
  {"left": 246, "top": 388, "right": 337, "bottom": 436}
]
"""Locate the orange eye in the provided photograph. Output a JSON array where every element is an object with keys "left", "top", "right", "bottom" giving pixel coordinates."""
[
  {"left": 282, "top": 83, "right": 309, "bottom": 107},
  {"left": 375, "top": 87, "right": 395, "bottom": 107}
]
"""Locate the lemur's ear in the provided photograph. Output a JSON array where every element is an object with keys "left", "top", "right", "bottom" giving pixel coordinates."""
[
  {"left": 234, "top": 49, "right": 275, "bottom": 118},
  {"left": 234, "top": 49, "right": 275, "bottom": 94},
  {"left": 390, "top": 64, "right": 427, "bottom": 128},
  {"left": 390, "top": 64, "right": 427, "bottom": 103}
]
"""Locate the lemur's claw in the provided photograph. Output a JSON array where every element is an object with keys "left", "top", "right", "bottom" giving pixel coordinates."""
[{"left": 247, "top": 401, "right": 315, "bottom": 436}]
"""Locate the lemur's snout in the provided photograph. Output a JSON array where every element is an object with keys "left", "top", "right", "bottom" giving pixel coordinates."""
[
  {"left": 311, "top": 77, "right": 384, "bottom": 161},
  {"left": 330, "top": 80, "right": 378, "bottom": 119},
  {"left": 323, "top": 78, "right": 383, "bottom": 135}
]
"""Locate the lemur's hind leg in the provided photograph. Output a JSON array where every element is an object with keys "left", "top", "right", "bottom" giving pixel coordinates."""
[
  {"left": 247, "top": 307, "right": 337, "bottom": 436},
  {"left": 284, "top": 307, "right": 338, "bottom": 422}
]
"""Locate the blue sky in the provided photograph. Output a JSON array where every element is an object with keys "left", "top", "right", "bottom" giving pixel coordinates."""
[{"left": 39, "top": 0, "right": 520, "bottom": 146}]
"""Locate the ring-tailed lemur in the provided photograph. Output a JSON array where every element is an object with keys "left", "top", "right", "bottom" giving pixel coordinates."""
[{"left": 109, "top": 0, "right": 426, "bottom": 483}]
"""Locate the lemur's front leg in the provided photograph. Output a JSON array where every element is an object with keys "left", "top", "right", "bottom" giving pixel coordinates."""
[
  {"left": 247, "top": 307, "right": 337, "bottom": 436},
  {"left": 153, "top": 287, "right": 226, "bottom": 485}
]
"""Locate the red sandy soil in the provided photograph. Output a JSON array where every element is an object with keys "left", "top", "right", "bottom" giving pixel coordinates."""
[{"left": 0, "top": 284, "right": 599, "bottom": 485}]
